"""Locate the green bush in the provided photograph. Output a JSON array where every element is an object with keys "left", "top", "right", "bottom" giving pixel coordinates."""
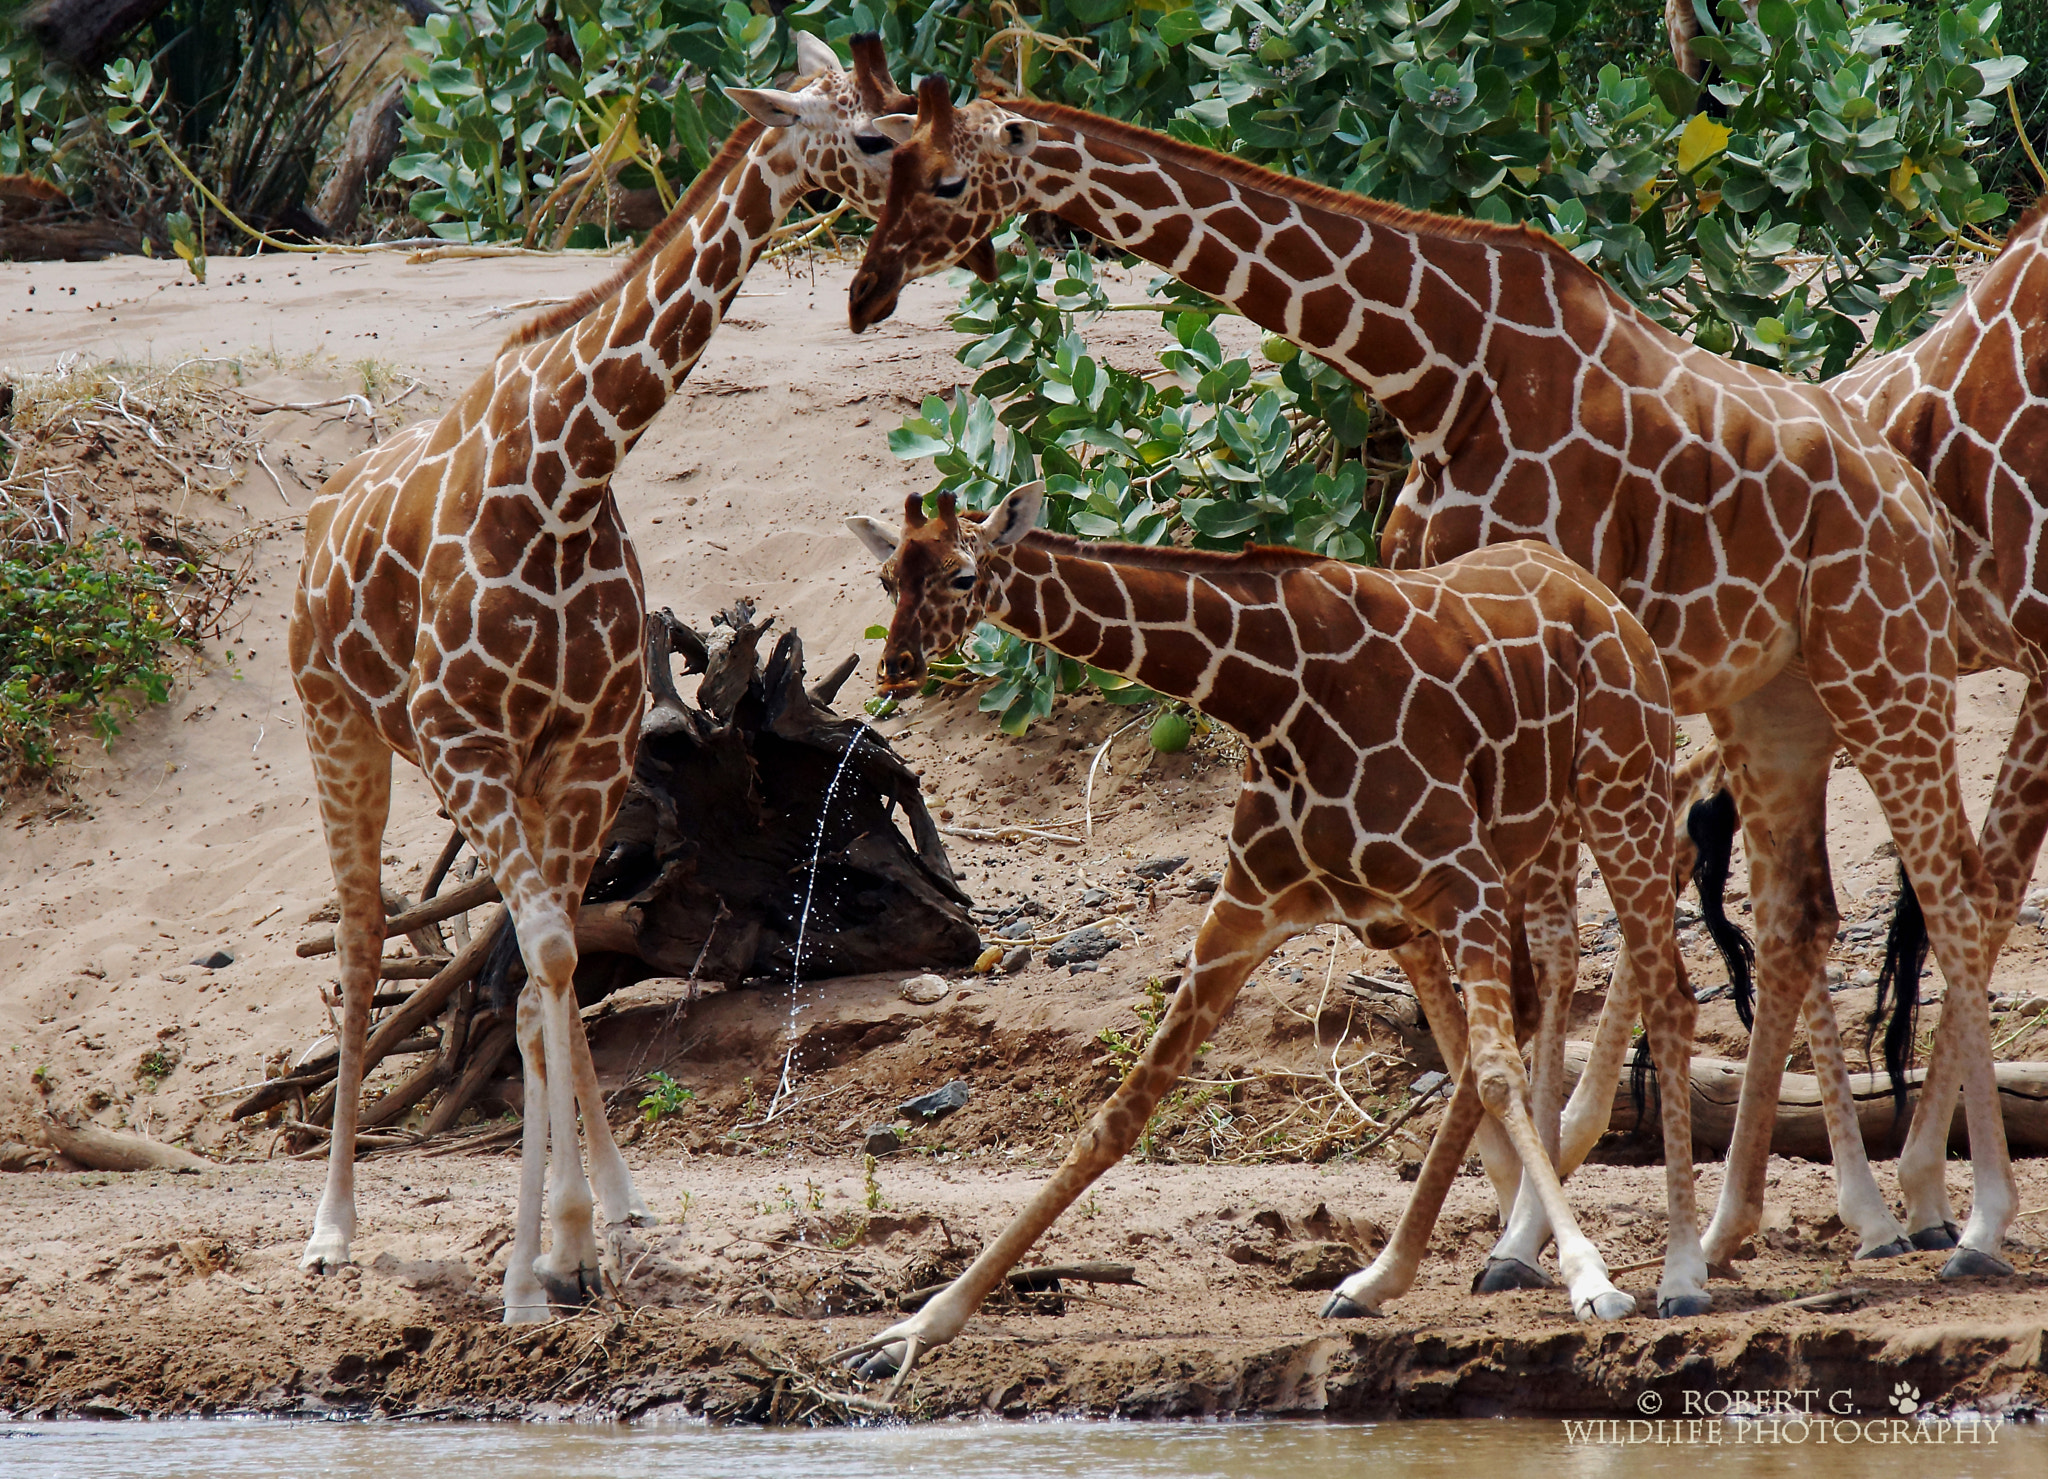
[{"left": 0, "top": 531, "right": 185, "bottom": 787}]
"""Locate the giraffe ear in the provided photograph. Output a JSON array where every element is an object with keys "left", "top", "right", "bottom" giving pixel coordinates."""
[
  {"left": 793, "top": 31, "right": 841, "bottom": 78},
  {"left": 846, "top": 516, "right": 901, "bottom": 562},
  {"left": 870, "top": 112, "right": 916, "bottom": 145},
  {"left": 962, "top": 237, "right": 999, "bottom": 282},
  {"left": 726, "top": 87, "right": 806, "bottom": 129},
  {"left": 997, "top": 116, "right": 1039, "bottom": 157},
  {"left": 983, "top": 482, "right": 1044, "bottom": 547}
]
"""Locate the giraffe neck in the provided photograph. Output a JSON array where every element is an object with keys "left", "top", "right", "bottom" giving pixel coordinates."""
[
  {"left": 987, "top": 534, "right": 1335, "bottom": 741},
  {"left": 502, "top": 129, "right": 816, "bottom": 515},
  {"left": 1004, "top": 103, "right": 1601, "bottom": 459}
]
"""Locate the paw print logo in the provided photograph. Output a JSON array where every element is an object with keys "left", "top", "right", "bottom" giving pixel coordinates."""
[{"left": 1889, "top": 1382, "right": 1920, "bottom": 1415}]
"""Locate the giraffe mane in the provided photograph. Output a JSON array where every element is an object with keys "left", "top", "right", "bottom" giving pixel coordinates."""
[
  {"left": 2000, "top": 193, "right": 2048, "bottom": 258},
  {"left": 498, "top": 118, "right": 768, "bottom": 353},
  {"left": 1000, "top": 98, "right": 1582, "bottom": 270},
  {"left": 1016, "top": 527, "right": 1333, "bottom": 573}
]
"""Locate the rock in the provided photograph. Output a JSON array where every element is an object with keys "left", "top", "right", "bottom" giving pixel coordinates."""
[
  {"left": 1079, "top": 887, "right": 1112, "bottom": 910},
  {"left": 1045, "top": 925, "right": 1121, "bottom": 967},
  {"left": 1132, "top": 856, "right": 1188, "bottom": 880},
  {"left": 1284, "top": 1241, "right": 1362, "bottom": 1291},
  {"left": 862, "top": 1125, "right": 902, "bottom": 1156},
  {"left": 1409, "top": 1070, "right": 1447, "bottom": 1099},
  {"left": 1069, "top": 961, "right": 1099, "bottom": 974},
  {"left": 899, "top": 973, "right": 950, "bottom": 1005},
  {"left": 898, "top": 1080, "right": 970, "bottom": 1124},
  {"left": 1187, "top": 873, "right": 1221, "bottom": 895},
  {"left": 192, "top": 949, "right": 234, "bottom": 970},
  {"left": 996, "top": 918, "right": 1035, "bottom": 940},
  {"left": 2021, "top": 906, "right": 2044, "bottom": 928},
  {"left": 1001, "top": 946, "right": 1032, "bottom": 974}
]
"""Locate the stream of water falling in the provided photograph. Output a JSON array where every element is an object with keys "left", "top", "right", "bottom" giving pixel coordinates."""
[
  {"left": 763, "top": 725, "right": 871, "bottom": 1119},
  {"left": 6, "top": 1414, "right": 2041, "bottom": 1479}
]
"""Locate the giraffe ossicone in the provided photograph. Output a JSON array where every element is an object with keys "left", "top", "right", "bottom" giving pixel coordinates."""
[
  {"left": 833, "top": 481, "right": 1707, "bottom": 1391},
  {"left": 288, "top": 33, "right": 929, "bottom": 1322},
  {"left": 842, "top": 83, "right": 2017, "bottom": 1278}
]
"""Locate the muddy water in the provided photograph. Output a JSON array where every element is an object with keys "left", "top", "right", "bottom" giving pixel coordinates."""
[{"left": 2, "top": 1417, "right": 2041, "bottom": 1479}]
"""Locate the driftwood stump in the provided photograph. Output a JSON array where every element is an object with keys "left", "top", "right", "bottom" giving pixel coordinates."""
[
  {"left": 258, "top": 604, "right": 979, "bottom": 1136},
  {"left": 312, "top": 77, "right": 408, "bottom": 236}
]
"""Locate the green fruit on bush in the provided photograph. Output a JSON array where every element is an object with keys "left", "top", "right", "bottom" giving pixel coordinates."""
[
  {"left": 1149, "top": 711, "right": 1193, "bottom": 753},
  {"left": 1261, "top": 333, "right": 1299, "bottom": 365},
  {"left": 1694, "top": 315, "right": 1735, "bottom": 355}
]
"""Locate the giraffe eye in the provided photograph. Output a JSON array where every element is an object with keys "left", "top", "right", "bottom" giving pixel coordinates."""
[
  {"left": 933, "top": 175, "right": 967, "bottom": 199},
  {"left": 853, "top": 132, "right": 892, "bottom": 155},
  {"left": 950, "top": 571, "right": 976, "bottom": 592}
]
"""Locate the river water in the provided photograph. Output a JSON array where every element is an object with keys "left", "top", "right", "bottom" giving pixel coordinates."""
[{"left": 2, "top": 1415, "right": 2039, "bottom": 1479}]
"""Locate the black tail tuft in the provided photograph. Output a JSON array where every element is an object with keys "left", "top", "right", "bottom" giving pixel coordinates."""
[
  {"left": 1688, "top": 788, "right": 1756, "bottom": 1029},
  {"left": 1627, "top": 1027, "right": 1658, "bottom": 1131},
  {"left": 1867, "top": 861, "right": 1929, "bottom": 1126},
  {"left": 478, "top": 914, "right": 526, "bottom": 1017}
]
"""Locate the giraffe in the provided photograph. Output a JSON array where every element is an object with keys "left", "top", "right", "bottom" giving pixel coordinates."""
[
  {"left": 833, "top": 483, "right": 1707, "bottom": 1389},
  {"left": 1573, "top": 200, "right": 2048, "bottom": 1248},
  {"left": 837, "top": 83, "right": 2017, "bottom": 1278},
  {"left": 288, "top": 32, "right": 941, "bottom": 1322}
]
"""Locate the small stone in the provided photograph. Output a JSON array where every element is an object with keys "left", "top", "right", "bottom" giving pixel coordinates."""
[
  {"left": 862, "top": 1125, "right": 902, "bottom": 1156},
  {"left": 900, "top": 974, "right": 949, "bottom": 1005},
  {"left": 996, "top": 919, "right": 1035, "bottom": 940},
  {"left": 1825, "top": 962, "right": 1846, "bottom": 984},
  {"left": 1409, "top": 1070, "right": 1447, "bottom": 1100},
  {"left": 2020, "top": 906, "right": 2044, "bottom": 928},
  {"left": 898, "top": 1080, "right": 970, "bottom": 1124},
  {"left": 1284, "top": 1241, "right": 1362, "bottom": 1291},
  {"left": 192, "top": 949, "right": 234, "bottom": 970},
  {"left": 1079, "top": 887, "right": 1112, "bottom": 910},
  {"left": 1132, "top": 856, "right": 1188, "bottom": 880},
  {"left": 1001, "top": 946, "right": 1032, "bottom": 974},
  {"left": 1045, "top": 925, "right": 1121, "bottom": 967},
  {"left": 1069, "top": 961, "right": 1098, "bottom": 974},
  {"left": 1187, "top": 873, "right": 1221, "bottom": 895}
]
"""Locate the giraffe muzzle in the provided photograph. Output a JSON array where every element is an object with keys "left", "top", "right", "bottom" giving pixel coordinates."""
[
  {"left": 848, "top": 263, "right": 906, "bottom": 334},
  {"left": 877, "top": 648, "right": 926, "bottom": 697}
]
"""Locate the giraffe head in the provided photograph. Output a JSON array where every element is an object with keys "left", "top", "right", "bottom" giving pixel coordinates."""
[
  {"left": 721, "top": 31, "right": 929, "bottom": 216},
  {"left": 847, "top": 77, "right": 1036, "bottom": 331},
  {"left": 848, "top": 481, "right": 1045, "bottom": 696}
]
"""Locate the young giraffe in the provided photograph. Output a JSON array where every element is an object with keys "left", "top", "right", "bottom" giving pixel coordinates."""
[
  {"left": 833, "top": 483, "right": 1706, "bottom": 1388},
  {"left": 839, "top": 83, "right": 2017, "bottom": 1278},
  {"left": 289, "top": 33, "right": 944, "bottom": 1320}
]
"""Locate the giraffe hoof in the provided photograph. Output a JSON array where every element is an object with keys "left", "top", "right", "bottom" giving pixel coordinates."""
[
  {"left": 1656, "top": 1293, "right": 1713, "bottom": 1319},
  {"left": 535, "top": 1263, "right": 601, "bottom": 1312},
  {"left": 1908, "top": 1222, "right": 1962, "bottom": 1252},
  {"left": 1855, "top": 1237, "right": 1913, "bottom": 1261},
  {"left": 1940, "top": 1248, "right": 2014, "bottom": 1280},
  {"left": 1319, "top": 1292, "right": 1382, "bottom": 1319},
  {"left": 1472, "top": 1257, "right": 1554, "bottom": 1294},
  {"left": 853, "top": 1343, "right": 906, "bottom": 1381},
  {"left": 1575, "top": 1289, "right": 1637, "bottom": 1322}
]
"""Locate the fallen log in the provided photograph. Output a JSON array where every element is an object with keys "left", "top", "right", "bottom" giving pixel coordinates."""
[
  {"left": 298, "top": 874, "right": 500, "bottom": 958},
  {"left": 1562, "top": 1042, "right": 2048, "bottom": 1159},
  {"left": 39, "top": 1120, "right": 212, "bottom": 1174},
  {"left": 897, "top": 1261, "right": 1139, "bottom": 1312}
]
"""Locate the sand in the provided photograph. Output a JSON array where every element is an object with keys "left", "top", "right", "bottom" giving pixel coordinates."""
[{"left": 0, "top": 248, "right": 2044, "bottom": 1423}]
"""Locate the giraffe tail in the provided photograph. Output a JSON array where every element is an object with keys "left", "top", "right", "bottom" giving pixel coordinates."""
[
  {"left": 1627, "top": 1026, "right": 1658, "bottom": 1136},
  {"left": 1866, "top": 862, "right": 1928, "bottom": 1131},
  {"left": 1686, "top": 789, "right": 1756, "bottom": 1030}
]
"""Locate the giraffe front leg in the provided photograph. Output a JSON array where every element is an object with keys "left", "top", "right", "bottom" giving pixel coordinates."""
[
  {"left": 1325, "top": 1070, "right": 1490, "bottom": 1315},
  {"left": 834, "top": 885, "right": 1288, "bottom": 1396}
]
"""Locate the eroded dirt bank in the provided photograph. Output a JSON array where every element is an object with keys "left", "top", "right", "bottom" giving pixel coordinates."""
[{"left": 3, "top": 253, "right": 2048, "bottom": 1425}]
